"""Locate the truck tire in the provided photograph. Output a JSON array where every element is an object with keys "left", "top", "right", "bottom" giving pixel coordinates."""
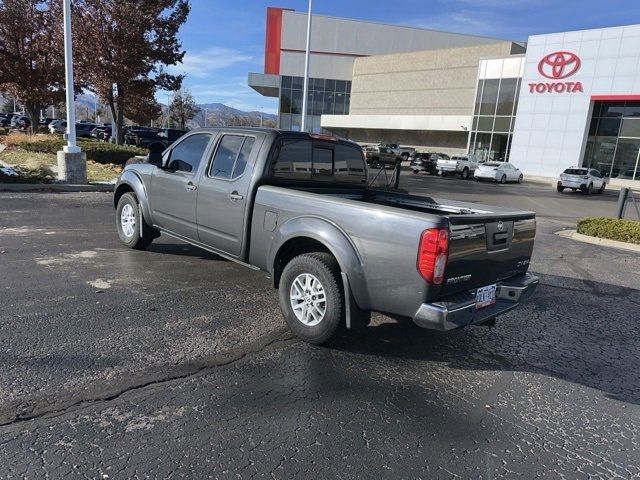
[
  {"left": 279, "top": 252, "right": 344, "bottom": 345},
  {"left": 461, "top": 168, "right": 470, "bottom": 180},
  {"left": 116, "top": 192, "right": 155, "bottom": 250},
  {"left": 441, "top": 171, "right": 448, "bottom": 177}
]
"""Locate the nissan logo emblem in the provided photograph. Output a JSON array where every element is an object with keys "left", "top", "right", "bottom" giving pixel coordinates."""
[{"left": 537, "top": 51, "right": 581, "bottom": 79}]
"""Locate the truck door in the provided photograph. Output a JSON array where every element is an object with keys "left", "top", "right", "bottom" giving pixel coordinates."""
[
  {"left": 148, "top": 132, "right": 213, "bottom": 241},
  {"left": 196, "top": 132, "right": 263, "bottom": 257}
]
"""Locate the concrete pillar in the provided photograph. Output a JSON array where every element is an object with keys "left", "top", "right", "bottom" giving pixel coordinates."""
[{"left": 57, "top": 151, "right": 87, "bottom": 183}]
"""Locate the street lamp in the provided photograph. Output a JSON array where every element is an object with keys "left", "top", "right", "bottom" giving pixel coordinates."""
[
  {"left": 300, "top": 0, "right": 312, "bottom": 132},
  {"left": 57, "top": 0, "right": 86, "bottom": 183}
]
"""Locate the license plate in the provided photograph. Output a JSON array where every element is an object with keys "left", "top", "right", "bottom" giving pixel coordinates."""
[{"left": 475, "top": 284, "right": 497, "bottom": 309}]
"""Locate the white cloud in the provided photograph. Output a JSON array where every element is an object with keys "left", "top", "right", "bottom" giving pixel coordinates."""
[{"left": 167, "top": 46, "right": 258, "bottom": 79}]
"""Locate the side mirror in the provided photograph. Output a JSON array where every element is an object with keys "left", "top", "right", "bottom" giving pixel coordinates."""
[{"left": 148, "top": 151, "right": 163, "bottom": 167}]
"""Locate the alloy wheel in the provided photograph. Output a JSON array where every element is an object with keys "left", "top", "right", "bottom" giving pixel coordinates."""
[{"left": 290, "top": 273, "right": 327, "bottom": 327}]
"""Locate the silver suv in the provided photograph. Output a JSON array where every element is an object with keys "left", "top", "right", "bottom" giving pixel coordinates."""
[{"left": 557, "top": 167, "right": 606, "bottom": 195}]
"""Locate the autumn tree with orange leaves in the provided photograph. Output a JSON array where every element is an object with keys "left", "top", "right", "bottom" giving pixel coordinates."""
[{"left": 73, "top": 0, "right": 189, "bottom": 143}]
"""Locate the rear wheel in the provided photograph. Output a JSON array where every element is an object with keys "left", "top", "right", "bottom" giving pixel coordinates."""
[
  {"left": 413, "top": 169, "right": 419, "bottom": 174},
  {"left": 279, "top": 253, "right": 344, "bottom": 345},
  {"left": 461, "top": 168, "right": 470, "bottom": 180},
  {"left": 584, "top": 183, "right": 593, "bottom": 195},
  {"left": 441, "top": 171, "right": 448, "bottom": 177},
  {"left": 500, "top": 174, "right": 507, "bottom": 184},
  {"left": 116, "top": 192, "right": 156, "bottom": 250}
]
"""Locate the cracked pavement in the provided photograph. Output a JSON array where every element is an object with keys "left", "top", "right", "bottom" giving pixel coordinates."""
[{"left": 0, "top": 177, "right": 639, "bottom": 478}]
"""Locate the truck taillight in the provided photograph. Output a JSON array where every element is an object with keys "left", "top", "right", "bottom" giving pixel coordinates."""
[{"left": 417, "top": 228, "right": 449, "bottom": 285}]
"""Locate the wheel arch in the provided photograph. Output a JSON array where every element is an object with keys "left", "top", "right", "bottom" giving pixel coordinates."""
[
  {"left": 113, "top": 172, "right": 152, "bottom": 223},
  {"left": 269, "top": 217, "right": 369, "bottom": 309}
]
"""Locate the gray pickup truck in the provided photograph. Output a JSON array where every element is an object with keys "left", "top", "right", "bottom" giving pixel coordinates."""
[{"left": 114, "top": 128, "right": 538, "bottom": 344}]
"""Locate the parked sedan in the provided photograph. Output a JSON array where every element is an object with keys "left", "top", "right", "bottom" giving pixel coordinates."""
[{"left": 475, "top": 162, "right": 523, "bottom": 184}]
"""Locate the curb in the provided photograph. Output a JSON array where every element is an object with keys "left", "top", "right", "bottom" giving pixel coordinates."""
[
  {"left": 0, "top": 183, "right": 114, "bottom": 193},
  {"left": 555, "top": 229, "right": 640, "bottom": 253}
]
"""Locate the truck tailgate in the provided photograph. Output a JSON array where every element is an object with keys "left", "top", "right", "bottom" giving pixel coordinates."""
[{"left": 438, "top": 214, "right": 536, "bottom": 298}]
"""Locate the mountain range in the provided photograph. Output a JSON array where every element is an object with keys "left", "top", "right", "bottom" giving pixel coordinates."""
[{"left": 73, "top": 95, "right": 276, "bottom": 128}]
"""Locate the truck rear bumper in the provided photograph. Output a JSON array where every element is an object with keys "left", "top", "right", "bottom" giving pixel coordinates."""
[{"left": 412, "top": 273, "right": 539, "bottom": 331}]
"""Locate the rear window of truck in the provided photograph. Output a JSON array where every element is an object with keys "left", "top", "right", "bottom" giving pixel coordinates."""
[{"left": 271, "top": 139, "right": 366, "bottom": 185}]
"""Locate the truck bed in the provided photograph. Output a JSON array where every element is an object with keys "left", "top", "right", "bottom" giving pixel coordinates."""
[{"left": 250, "top": 185, "right": 535, "bottom": 319}]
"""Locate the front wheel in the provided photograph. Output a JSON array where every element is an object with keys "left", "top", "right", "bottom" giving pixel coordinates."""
[
  {"left": 279, "top": 253, "right": 344, "bottom": 345},
  {"left": 557, "top": 186, "right": 564, "bottom": 192},
  {"left": 598, "top": 183, "right": 606, "bottom": 194},
  {"left": 116, "top": 192, "right": 155, "bottom": 250},
  {"left": 500, "top": 174, "right": 507, "bottom": 184},
  {"left": 518, "top": 174, "right": 523, "bottom": 184}
]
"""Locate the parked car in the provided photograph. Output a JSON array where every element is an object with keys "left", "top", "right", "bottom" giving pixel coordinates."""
[
  {"left": 10, "top": 115, "right": 30, "bottom": 129},
  {"left": 90, "top": 126, "right": 110, "bottom": 140},
  {"left": 49, "top": 120, "right": 67, "bottom": 134},
  {"left": 75, "top": 123, "right": 97, "bottom": 138},
  {"left": 124, "top": 127, "right": 185, "bottom": 150},
  {"left": 39, "top": 117, "right": 55, "bottom": 126},
  {"left": 437, "top": 153, "right": 480, "bottom": 179},
  {"left": 0, "top": 113, "right": 10, "bottom": 127},
  {"left": 410, "top": 152, "right": 439, "bottom": 175},
  {"left": 364, "top": 145, "right": 401, "bottom": 169},
  {"left": 113, "top": 128, "right": 538, "bottom": 345},
  {"left": 475, "top": 162, "right": 523, "bottom": 184},
  {"left": 557, "top": 167, "right": 606, "bottom": 194},
  {"left": 379, "top": 143, "right": 415, "bottom": 160},
  {"left": 100, "top": 127, "right": 113, "bottom": 142}
]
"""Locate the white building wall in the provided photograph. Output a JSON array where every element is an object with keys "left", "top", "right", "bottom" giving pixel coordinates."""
[{"left": 510, "top": 24, "right": 640, "bottom": 178}]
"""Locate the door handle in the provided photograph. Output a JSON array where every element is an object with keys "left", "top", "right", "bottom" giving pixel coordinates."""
[
  {"left": 185, "top": 182, "right": 197, "bottom": 192},
  {"left": 229, "top": 191, "right": 244, "bottom": 201}
]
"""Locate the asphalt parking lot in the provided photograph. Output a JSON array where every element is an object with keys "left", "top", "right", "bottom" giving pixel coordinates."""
[{"left": 1, "top": 177, "right": 639, "bottom": 478}]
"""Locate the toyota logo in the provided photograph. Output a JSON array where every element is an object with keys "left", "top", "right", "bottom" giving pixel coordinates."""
[{"left": 538, "top": 51, "right": 581, "bottom": 79}]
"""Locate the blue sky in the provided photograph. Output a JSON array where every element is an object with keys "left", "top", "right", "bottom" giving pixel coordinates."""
[{"left": 161, "top": 0, "right": 640, "bottom": 113}]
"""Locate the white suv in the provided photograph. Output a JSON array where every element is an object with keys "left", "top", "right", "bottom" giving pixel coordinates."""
[{"left": 557, "top": 167, "right": 606, "bottom": 195}]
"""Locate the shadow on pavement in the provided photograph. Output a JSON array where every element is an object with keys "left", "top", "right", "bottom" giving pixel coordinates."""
[{"left": 328, "top": 274, "right": 640, "bottom": 405}]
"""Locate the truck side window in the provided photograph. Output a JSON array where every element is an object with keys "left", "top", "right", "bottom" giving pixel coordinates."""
[
  {"left": 209, "top": 135, "right": 255, "bottom": 179},
  {"left": 167, "top": 133, "right": 212, "bottom": 173}
]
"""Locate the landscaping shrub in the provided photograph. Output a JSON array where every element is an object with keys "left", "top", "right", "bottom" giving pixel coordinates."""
[
  {"left": 2, "top": 133, "right": 146, "bottom": 165},
  {"left": 577, "top": 217, "right": 640, "bottom": 245},
  {"left": 0, "top": 165, "right": 53, "bottom": 184}
]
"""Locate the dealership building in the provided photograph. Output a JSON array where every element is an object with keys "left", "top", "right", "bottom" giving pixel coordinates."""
[{"left": 249, "top": 8, "right": 640, "bottom": 184}]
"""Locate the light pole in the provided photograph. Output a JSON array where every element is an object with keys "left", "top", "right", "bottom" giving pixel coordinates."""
[
  {"left": 300, "top": 0, "right": 312, "bottom": 132},
  {"left": 62, "top": 0, "right": 79, "bottom": 153},
  {"left": 57, "top": 0, "right": 86, "bottom": 183}
]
